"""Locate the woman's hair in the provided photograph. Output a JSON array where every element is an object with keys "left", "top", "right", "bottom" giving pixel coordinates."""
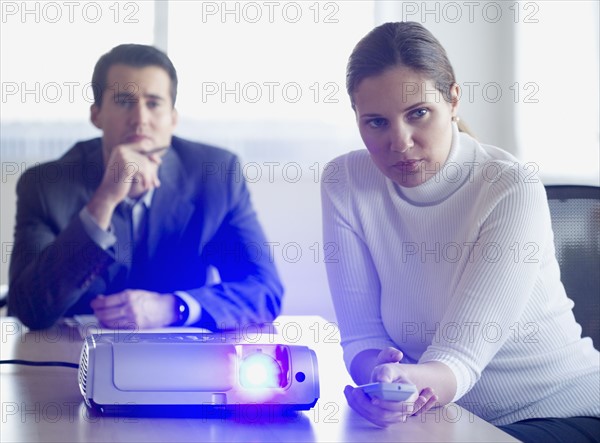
[
  {"left": 346, "top": 21, "right": 473, "bottom": 135},
  {"left": 347, "top": 21, "right": 456, "bottom": 107}
]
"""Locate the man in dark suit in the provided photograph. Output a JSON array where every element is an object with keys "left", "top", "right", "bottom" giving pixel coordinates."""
[{"left": 8, "top": 44, "right": 283, "bottom": 330}]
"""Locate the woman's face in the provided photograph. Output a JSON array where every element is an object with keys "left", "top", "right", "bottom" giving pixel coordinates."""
[{"left": 353, "top": 66, "right": 459, "bottom": 188}]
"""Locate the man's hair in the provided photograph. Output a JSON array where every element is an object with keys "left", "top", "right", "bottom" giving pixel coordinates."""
[{"left": 91, "top": 44, "right": 178, "bottom": 107}]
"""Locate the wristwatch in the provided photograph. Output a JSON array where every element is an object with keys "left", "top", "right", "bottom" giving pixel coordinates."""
[{"left": 171, "top": 294, "right": 189, "bottom": 326}]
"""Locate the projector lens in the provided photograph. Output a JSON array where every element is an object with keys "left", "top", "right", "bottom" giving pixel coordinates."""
[{"left": 239, "top": 352, "right": 282, "bottom": 389}]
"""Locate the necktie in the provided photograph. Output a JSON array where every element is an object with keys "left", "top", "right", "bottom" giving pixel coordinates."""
[
  {"left": 112, "top": 196, "right": 150, "bottom": 289},
  {"left": 112, "top": 203, "right": 133, "bottom": 269},
  {"left": 128, "top": 200, "right": 148, "bottom": 287}
]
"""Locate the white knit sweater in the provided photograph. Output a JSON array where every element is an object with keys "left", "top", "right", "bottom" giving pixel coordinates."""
[{"left": 321, "top": 124, "right": 600, "bottom": 425}]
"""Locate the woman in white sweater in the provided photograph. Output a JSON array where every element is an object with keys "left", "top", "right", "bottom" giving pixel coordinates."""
[{"left": 322, "top": 22, "right": 600, "bottom": 442}]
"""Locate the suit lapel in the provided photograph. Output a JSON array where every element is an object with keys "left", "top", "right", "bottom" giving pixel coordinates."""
[
  {"left": 147, "top": 147, "right": 195, "bottom": 260},
  {"left": 81, "top": 139, "right": 104, "bottom": 200}
]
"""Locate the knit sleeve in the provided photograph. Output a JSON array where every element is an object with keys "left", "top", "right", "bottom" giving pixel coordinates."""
[
  {"left": 419, "top": 162, "right": 551, "bottom": 401},
  {"left": 321, "top": 153, "right": 397, "bottom": 373}
]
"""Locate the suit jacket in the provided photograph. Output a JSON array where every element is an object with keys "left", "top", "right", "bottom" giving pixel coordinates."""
[{"left": 8, "top": 136, "right": 283, "bottom": 330}]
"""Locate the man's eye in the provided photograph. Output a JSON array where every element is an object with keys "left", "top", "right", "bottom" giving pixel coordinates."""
[
  {"left": 147, "top": 101, "right": 159, "bottom": 109},
  {"left": 367, "top": 118, "right": 387, "bottom": 128},
  {"left": 115, "top": 95, "right": 136, "bottom": 106}
]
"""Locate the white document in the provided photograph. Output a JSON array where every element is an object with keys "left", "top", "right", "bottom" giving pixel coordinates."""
[{"left": 65, "top": 315, "right": 211, "bottom": 338}]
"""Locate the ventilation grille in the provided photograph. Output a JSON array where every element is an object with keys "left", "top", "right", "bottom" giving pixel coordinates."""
[{"left": 78, "top": 343, "right": 89, "bottom": 396}]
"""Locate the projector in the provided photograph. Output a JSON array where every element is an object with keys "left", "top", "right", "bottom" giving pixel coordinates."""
[{"left": 78, "top": 332, "right": 319, "bottom": 415}]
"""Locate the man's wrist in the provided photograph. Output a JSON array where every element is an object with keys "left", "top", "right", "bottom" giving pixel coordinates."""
[
  {"left": 171, "top": 294, "right": 189, "bottom": 326},
  {"left": 86, "top": 193, "right": 119, "bottom": 230},
  {"left": 79, "top": 207, "right": 117, "bottom": 249}
]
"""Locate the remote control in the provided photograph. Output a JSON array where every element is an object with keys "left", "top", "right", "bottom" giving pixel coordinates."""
[{"left": 358, "top": 382, "right": 418, "bottom": 402}]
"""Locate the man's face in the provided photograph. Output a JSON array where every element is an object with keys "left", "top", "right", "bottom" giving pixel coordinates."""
[{"left": 91, "top": 64, "right": 178, "bottom": 161}]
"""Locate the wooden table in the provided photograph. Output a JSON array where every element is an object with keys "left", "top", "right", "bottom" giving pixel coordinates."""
[{"left": 0, "top": 316, "right": 517, "bottom": 442}]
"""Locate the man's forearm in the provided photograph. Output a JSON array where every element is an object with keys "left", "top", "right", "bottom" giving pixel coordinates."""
[
  {"left": 187, "top": 276, "right": 283, "bottom": 331},
  {"left": 9, "top": 218, "right": 113, "bottom": 329},
  {"left": 86, "top": 191, "right": 118, "bottom": 230}
]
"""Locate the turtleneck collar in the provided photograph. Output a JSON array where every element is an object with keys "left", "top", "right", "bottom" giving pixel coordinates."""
[{"left": 388, "top": 122, "right": 477, "bottom": 206}]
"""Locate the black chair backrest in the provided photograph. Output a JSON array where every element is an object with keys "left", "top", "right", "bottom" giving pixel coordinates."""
[{"left": 545, "top": 185, "right": 600, "bottom": 350}]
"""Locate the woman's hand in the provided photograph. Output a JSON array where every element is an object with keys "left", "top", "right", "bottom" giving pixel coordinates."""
[{"left": 344, "top": 347, "right": 439, "bottom": 427}]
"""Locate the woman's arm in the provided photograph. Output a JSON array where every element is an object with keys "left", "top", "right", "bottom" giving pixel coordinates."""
[
  {"left": 351, "top": 348, "right": 456, "bottom": 404},
  {"left": 349, "top": 348, "right": 382, "bottom": 386},
  {"left": 345, "top": 347, "right": 447, "bottom": 427},
  {"left": 321, "top": 156, "right": 398, "bottom": 369},
  {"left": 418, "top": 166, "right": 551, "bottom": 401}
]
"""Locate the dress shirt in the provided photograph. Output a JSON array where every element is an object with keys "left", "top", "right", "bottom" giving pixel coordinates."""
[{"left": 79, "top": 188, "right": 201, "bottom": 325}]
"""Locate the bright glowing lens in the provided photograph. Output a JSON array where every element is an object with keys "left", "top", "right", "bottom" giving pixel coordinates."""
[{"left": 239, "top": 353, "right": 281, "bottom": 388}]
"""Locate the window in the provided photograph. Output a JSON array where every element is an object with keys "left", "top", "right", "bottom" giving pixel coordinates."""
[
  {"left": 515, "top": 0, "right": 599, "bottom": 183},
  {"left": 1, "top": 1, "right": 155, "bottom": 122},
  {"left": 1, "top": 1, "right": 155, "bottom": 161},
  {"left": 167, "top": 1, "right": 374, "bottom": 164}
]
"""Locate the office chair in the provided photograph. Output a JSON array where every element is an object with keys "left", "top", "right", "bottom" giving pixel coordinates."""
[
  {"left": 0, "top": 284, "right": 6, "bottom": 310},
  {"left": 545, "top": 185, "right": 600, "bottom": 350}
]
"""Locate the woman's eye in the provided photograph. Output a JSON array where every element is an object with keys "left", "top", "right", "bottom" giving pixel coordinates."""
[
  {"left": 408, "top": 108, "right": 428, "bottom": 120},
  {"left": 367, "top": 118, "right": 387, "bottom": 129}
]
